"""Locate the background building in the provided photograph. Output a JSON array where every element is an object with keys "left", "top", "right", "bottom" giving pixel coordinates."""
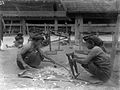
[{"left": 0, "top": 0, "right": 119, "bottom": 36}]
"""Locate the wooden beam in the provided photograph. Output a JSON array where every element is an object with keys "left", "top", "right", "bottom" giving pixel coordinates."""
[
  {"left": 4, "top": 23, "right": 116, "bottom": 27},
  {"left": 2, "top": 11, "right": 66, "bottom": 17}
]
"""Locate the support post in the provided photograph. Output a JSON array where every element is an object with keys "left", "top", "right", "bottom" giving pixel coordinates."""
[
  {"left": 9, "top": 20, "right": 12, "bottom": 36},
  {"left": 44, "top": 24, "right": 57, "bottom": 55},
  {"left": 88, "top": 21, "right": 92, "bottom": 34},
  {"left": 48, "top": 25, "right": 52, "bottom": 51},
  {"left": 75, "top": 18, "right": 79, "bottom": 44},
  {"left": 78, "top": 17, "right": 83, "bottom": 50},
  {"left": 22, "top": 19, "right": 26, "bottom": 35},
  {"left": 55, "top": 32, "right": 63, "bottom": 51},
  {"left": 0, "top": 14, "right": 3, "bottom": 50},
  {"left": 54, "top": 19, "right": 58, "bottom": 31},
  {"left": 111, "top": 14, "right": 120, "bottom": 71},
  {"left": 26, "top": 23, "right": 29, "bottom": 35},
  {"left": 44, "top": 23, "right": 47, "bottom": 32},
  {"left": 75, "top": 17, "right": 83, "bottom": 50}
]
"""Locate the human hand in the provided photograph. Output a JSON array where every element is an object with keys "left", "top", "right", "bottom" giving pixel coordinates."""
[
  {"left": 73, "top": 54, "right": 78, "bottom": 58},
  {"left": 66, "top": 53, "right": 73, "bottom": 56},
  {"left": 72, "top": 58, "right": 76, "bottom": 62},
  {"left": 50, "top": 59, "right": 56, "bottom": 64},
  {"left": 23, "top": 64, "right": 32, "bottom": 69}
]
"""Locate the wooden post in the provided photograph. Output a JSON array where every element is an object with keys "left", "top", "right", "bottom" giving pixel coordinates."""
[
  {"left": 75, "top": 17, "right": 83, "bottom": 50},
  {"left": 78, "top": 17, "right": 83, "bottom": 50},
  {"left": 45, "top": 24, "right": 57, "bottom": 55},
  {"left": 0, "top": 14, "right": 3, "bottom": 50},
  {"left": 44, "top": 23, "right": 47, "bottom": 32},
  {"left": 20, "top": 21, "right": 22, "bottom": 33},
  {"left": 111, "top": 14, "right": 120, "bottom": 69},
  {"left": 48, "top": 25, "right": 52, "bottom": 51},
  {"left": 75, "top": 18, "right": 79, "bottom": 44},
  {"left": 54, "top": 19, "right": 58, "bottom": 31},
  {"left": 26, "top": 23, "right": 29, "bottom": 35},
  {"left": 22, "top": 19, "right": 26, "bottom": 35},
  {"left": 9, "top": 20, "right": 12, "bottom": 35},
  {"left": 88, "top": 21, "right": 92, "bottom": 34},
  {"left": 116, "top": 15, "right": 120, "bottom": 49}
]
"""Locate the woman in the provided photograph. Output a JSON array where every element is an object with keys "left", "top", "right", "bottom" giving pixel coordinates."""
[
  {"left": 73, "top": 35, "right": 112, "bottom": 82},
  {"left": 17, "top": 32, "right": 55, "bottom": 70},
  {"left": 14, "top": 32, "right": 24, "bottom": 48},
  {"left": 6, "top": 32, "right": 24, "bottom": 48}
]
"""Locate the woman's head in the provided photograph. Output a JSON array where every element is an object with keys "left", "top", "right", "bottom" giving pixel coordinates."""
[
  {"left": 17, "top": 32, "right": 23, "bottom": 37},
  {"left": 29, "top": 33, "right": 44, "bottom": 47},
  {"left": 83, "top": 35, "right": 103, "bottom": 49}
]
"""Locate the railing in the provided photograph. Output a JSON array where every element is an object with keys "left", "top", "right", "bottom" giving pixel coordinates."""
[{"left": 3, "top": 23, "right": 116, "bottom": 36}]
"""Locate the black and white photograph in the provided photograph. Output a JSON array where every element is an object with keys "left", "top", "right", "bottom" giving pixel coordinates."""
[{"left": 0, "top": 0, "right": 119, "bottom": 90}]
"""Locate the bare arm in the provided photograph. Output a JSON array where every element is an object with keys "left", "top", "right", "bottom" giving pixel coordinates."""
[
  {"left": 75, "top": 50, "right": 90, "bottom": 55},
  {"left": 66, "top": 53, "right": 87, "bottom": 64},
  {"left": 17, "top": 44, "right": 31, "bottom": 66},
  {"left": 74, "top": 47, "right": 102, "bottom": 64},
  {"left": 17, "top": 53, "right": 27, "bottom": 66},
  {"left": 73, "top": 58, "right": 88, "bottom": 64},
  {"left": 37, "top": 48, "right": 55, "bottom": 63}
]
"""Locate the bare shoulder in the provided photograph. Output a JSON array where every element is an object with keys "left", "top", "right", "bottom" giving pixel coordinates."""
[
  {"left": 19, "top": 43, "right": 31, "bottom": 54},
  {"left": 91, "top": 46, "right": 102, "bottom": 52}
]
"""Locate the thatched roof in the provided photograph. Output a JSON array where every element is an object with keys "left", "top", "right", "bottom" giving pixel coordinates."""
[
  {"left": 1, "top": 0, "right": 119, "bottom": 13},
  {"left": 0, "top": 0, "right": 64, "bottom": 11},
  {"left": 0, "top": 0, "right": 119, "bottom": 17},
  {"left": 61, "top": 0, "right": 119, "bottom": 13},
  {"left": 0, "top": 0, "right": 66, "bottom": 17}
]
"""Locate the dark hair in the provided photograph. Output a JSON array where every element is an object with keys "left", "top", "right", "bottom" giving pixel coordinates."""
[
  {"left": 17, "top": 32, "right": 23, "bottom": 37},
  {"left": 30, "top": 33, "right": 44, "bottom": 41},
  {"left": 83, "top": 35, "right": 103, "bottom": 46},
  {"left": 83, "top": 35, "right": 107, "bottom": 53},
  {"left": 32, "top": 36, "right": 44, "bottom": 41},
  {"left": 15, "top": 35, "right": 23, "bottom": 41}
]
